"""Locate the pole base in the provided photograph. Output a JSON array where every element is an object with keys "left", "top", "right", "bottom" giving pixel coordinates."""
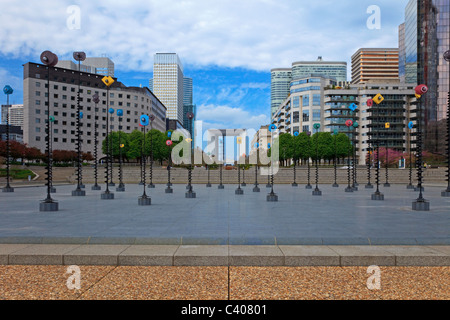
[
  {"left": 235, "top": 188, "right": 244, "bottom": 195},
  {"left": 116, "top": 186, "right": 125, "bottom": 192},
  {"left": 267, "top": 193, "right": 278, "bottom": 202},
  {"left": 365, "top": 184, "right": 374, "bottom": 189},
  {"left": 312, "top": 189, "right": 322, "bottom": 196},
  {"left": 92, "top": 185, "right": 101, "bottom": 191},
  {"left": 218, "top": 185, "right": 225, "bottom": 189},
  {"left": 101, "top": 192, "right": 114, "bottom": 200},
  {"left": 72, "top": 189, "right": 86, "bottom": 197},
  {"left": 138, "top": 196, "right": 151, "bottom": 206},
  {"left": 371, "top": 192, "right": 384, "bottom": 201},
  {"left": 253, "top": 186, "right": 260, "bottom": 192},
  {"left": 185, "top": 191, "right": 196, "bottom": 198},
  {"left": 305, "top": 184, "right": 312, "bottom": 189},
  {"left": 206, "top": 183, "right": 212, "bottom": 187},
  {"left": 2, "top": 187, "right": 14, "bottom": 193},
  {"left": 441, "top": 190, "right": 450, "bottom": 197},
  {"left": 292, "top": 183, "right": 298, "bottom": 187},
  {"left": 39, "top": 201, "right": 58, "bottom": 212},
  {"left": 384, "top": 183, "right": 391, "bottom": 187},
  {"left": 412, "top": 200, "right": 430, "bottom": 211},
  {"left": 148, "top": 184, "right": 155, "bottom": 189},
  {"left": 345, "top": 187, "right": 353, "bottom": 193},
  {"left": 165, "top": 188, "right": 173, "bottom": 193},
  {"left": 406, "top": 184, "right": 415, "bottom": 190},
  {"left": 332, "top": 183, "right": 339, "bottom": 188}
]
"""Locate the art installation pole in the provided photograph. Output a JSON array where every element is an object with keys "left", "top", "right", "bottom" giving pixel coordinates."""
[
  {"left": 101, "top": 76, "right": 115, "bottom": 200},
  {"left": 218, "top": 135, "right": 224, "bottom": 189},
  {"left": 384, "top": 136, "right": 390, "bottom": 187},
  {"left": 412, "top": 85, "right": 429, "bottom": 210},
  {"left": 305, "top": 131, "right": 312, "bottom": 189},
  {"left": 185, "top": 112, "right": 196, "bottom": 198},
  {"left": 49, "top": 116, "right": 56, "bottom": 193},
  {"left": 235, "top": 137, "right": 243, "bottom": 195},
  {"left": 442, "top": 50, "right": 450, "bottom": 197},
  {"left": 345, "top": 120, "right": 354, "bottom": 193},
  {"left": 366, "top": 99, "right": 374, "bottom": 189},
  {"left": 352, "top": 122, "right": 359, "bottom": 191},
  {"left": 138, "top": 114, "right": 151, "bottom": 205},
  {"left": 292, "top": 131, "right": 299, "bottom": 187},
  {"left": 332, "top": 130, "right": 339, "bottom": 188},
  {"left": 372, "top": 94, "right": 384, "bottom": 200},
  {"left": 116, "top": 110, "right": 125, "bottom": 192},
  {"left": 312, "top": 124, "right": 322, "bottom": 196},
  {"left": 267, "top": 124, "right": 278, "bottom": 202},
  {"left": 39, "top": 51, "right": 59, "bottom": 211},
  {"left": 253, "top": 144, "right": 260, "bottom": 192},
  {"left": 92, "top": 94, "right": 101, "bottom": 190},
  {"left": 165, "top": 137, "right": 173, "bottom": 193},
  {"left": 148, "top": 114, "right": 155, "bottom": 188},
  {"left": 72, "top": 52, "right": 86, "bottom": 196},
  {"left": 2, "top": 85, "right": 14, "bottom": 193}
]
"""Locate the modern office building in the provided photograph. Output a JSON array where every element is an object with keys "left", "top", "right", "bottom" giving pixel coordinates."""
[
  {"left": 0, "top": 124, "right": 23, "bottom": 142},
  {"left": 270, "top": 57, "right": 347, "bottom": 117},
  {"left": 398, "top": 23, "right": 406, "bottom": 83},
  {"left": 23, "top": 62, "right": 166, "bottom": 157},
  {"left": 56, "top": 56, "right": 115, "bottom": 77},
  {"left": 183, "top": 77, "right": 193, "bottom": 106},
  {"left": 151, "top": 53, "right": 185, "bottom": 126},
  {"left": 1, "top": 104, "right": 24, "bottom": 129},
  {"left": 271, "top": 78, "right": 417, "bottom": 164},
  {"left": 351, "top": 48, "right": 400, "bottom": 84},
  {"left": 400, "top": 0, "right": 450, "bottom": 153}
]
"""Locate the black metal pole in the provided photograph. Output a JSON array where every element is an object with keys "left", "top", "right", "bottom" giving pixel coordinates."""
[
  {"left": 101, "top": 85, "right": 114, "bottom": 200},
  {"left": 218, "top": 136, "right": 224, "bottom": 189},
  {"left": 366, "top": 118, "right": 373, "bottom": 189},
  {"left": 148, "top": 120, "right": 154, "bottom": 188},
  {"left": 412, "top": 94, "right": 428, "bottom": 210},
  {"left": 352, "top": 127, "right": 358, "bottom": 191},
  {"left": 3, "top": 92, "right": 13, "bottom": 192},
  {"left": 72, "top": 59, "right": 85, "bottom": 196},
  {"left": 372, "top": 98, "right": 384, "bottom": 200},
  {"left": 333, "top": 133, "right": 339, "bottom": 187},
  {"left": 313, "top": 132, "right": 321, "bottom": 196},
  {"left": 92, "top": 98, "right": 101, "bottom": 191},
  {"left": 442, "top": 51, "right": 450, "bottom": 197},
  {"left": 384, "top": 145, "right": 390, "bottom": 187},
  {"left": 345, "top": 136, "right": 353, "bottom": 193},
  {"left": 138, "top": 124, "right": 151, "bottom": 205}
]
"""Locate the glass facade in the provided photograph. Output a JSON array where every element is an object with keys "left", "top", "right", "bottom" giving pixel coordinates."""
[
  {"left": 398, "top": 23, "right": 406, "bottom": 82},
  {"left": 291, "top": 62, "right": 347, "bottom": 82},
  {"left": 270, "top": 69, "right": 292, "bottom": 117}
]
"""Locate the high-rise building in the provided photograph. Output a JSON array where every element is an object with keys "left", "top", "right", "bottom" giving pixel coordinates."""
[
  {"left": 351, "top": 48, "right": 400, "bottom": 84},
  {"left": 56, "top": 57, "right": 114, "bottom": 77},
  {"left": 401, "top": 0, "right": 450, "bottom": 153},
  {"left": 1, "top": 104, "right": 24, "bottom": 129},
  {"left": 398, "top": 23, "right": 406, "bottom": 83},
  {"left": 152, "top": 53, "right": 185, "bottom": 125},
  {"left": 23, "top": 62, "right": 166, "bottom": 156},
  {"left": 183, "top": 77, "right": 193, "bottom": 106},
  {"left": 270, "top": 57, "right": 347, "bottom": 117}
]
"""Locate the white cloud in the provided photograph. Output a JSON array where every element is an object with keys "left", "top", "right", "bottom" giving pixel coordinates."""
[{"left": 0, "top": 0, "right": 408, "bottom": 73}]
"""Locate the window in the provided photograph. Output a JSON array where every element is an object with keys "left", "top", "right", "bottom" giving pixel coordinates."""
[
  {"left": 312, "top": 110, "right": 321, "bottom": 121},
  {"left": 302, "top": 125, "right": 309, "bottom": 133},
  {"left": 303, "top": 95, "right": 310, "bottom": 106},
  {"left": 35, "top": 118, "right": 41, "bottom": 123},
  {"left": 302, "top": 110, "right": 309, "bottom": 122},
  {"left": 312, "top": 94, "right": 321, "bottom": 106},
  {"left": 36, "top": 82, "right": 41, "bottom": 87}
]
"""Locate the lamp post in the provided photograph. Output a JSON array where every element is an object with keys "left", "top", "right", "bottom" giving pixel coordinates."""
[
  {"left": 116, "top": 110, "right": 125, "bottom": 192},
  {"left": 92, "top": 93, "right": 101, "bottom": 191},
  {"left": 292, "top": 131, "right": 299, "bottom": 187},
  {"left": 72, "top": 52, "right": 86, "bottom": 197},
  {"left": 148, "top": 114, "right": 155, "bottom": 189},
  {"left": 101, "top": 76, "right": 115, "bottom": 200},
  {"left": 39, "top": 50, "right": 59, "bottom": 211},
  {"left": 372, "top": 94, "right": 384, "bottom": 200},
  {"left": 332, "top": 130, "right": 339, "bottom": 188},
  {"left": 412, "top": 85, "right": 430, "bottom": 210},
  {"left": 165, "top": 137, "right": 173, "bottom": 193},
  {"left": 267, "top": 124, "right": 278, "bottom": 202},
  {"left": 2, "top": 85, "right": 14, "bottom": 193},
  {"left": 312, "top": 124, "right": 322, "bottom": 196},
  {"left": 185, "top": 112, "right": 196, "bottom": 198},
  {"left": 253, "top": 143, "right": 260, "bottom": 192},
  {"left": 138, "top": 114, "right": 151, "bottom": 205},
  {"left": 442, "top": 50, "right": 450, "bottom": 197}
]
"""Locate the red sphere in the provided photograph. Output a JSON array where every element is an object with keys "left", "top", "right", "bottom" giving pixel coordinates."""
[{"left": 415, "top": 84, "right": 428, "bottom": 95}]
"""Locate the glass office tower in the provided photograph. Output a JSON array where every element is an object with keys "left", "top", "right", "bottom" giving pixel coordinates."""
[{"left": 270, "top": 68, "right": 292, "bottom": 117}]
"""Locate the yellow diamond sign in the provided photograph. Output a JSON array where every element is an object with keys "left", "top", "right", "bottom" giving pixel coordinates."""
[
  {"left": 373, "top": 93, "right": 384, "bottom": 105},
  {"left": 102, "top": 76, "right": 115, "bottom": 87}
]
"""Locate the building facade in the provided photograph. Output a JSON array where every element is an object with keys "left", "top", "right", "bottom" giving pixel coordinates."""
[
  {"left": 23, "top": 62, "right": 166, "bottom": 157},
  {"left": 56, "top": 57, "right": 115, "bottom": 77},
  {"left": 351, "top": 48, "right": 400, "bottom": 84},
  {"left": 1, "top": 104, "right": 24, "bottom": 129}
]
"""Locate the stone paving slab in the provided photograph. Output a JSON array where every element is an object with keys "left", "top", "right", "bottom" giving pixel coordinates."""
[{"left": 0, "top": 244, "right": 450, "bottom": 266}]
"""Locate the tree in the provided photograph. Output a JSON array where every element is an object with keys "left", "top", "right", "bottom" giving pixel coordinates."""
[
  {"left": 279, "top": 133, "right": 294, "bottom": 166},
  {"left": 126, "top": 129, "right": 144, "bottom": 161},
  {"left": 294, "top": 132, "right": 312, "bottom": 164}
]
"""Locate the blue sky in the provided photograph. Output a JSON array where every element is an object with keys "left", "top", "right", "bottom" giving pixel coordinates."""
[{"left": 0, "top": 0, "right": 409, "bottom": 137}]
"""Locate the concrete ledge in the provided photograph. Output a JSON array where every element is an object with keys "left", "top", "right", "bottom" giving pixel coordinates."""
[{"left": 0, "top": 244, "right": 449, "bottom": 266}]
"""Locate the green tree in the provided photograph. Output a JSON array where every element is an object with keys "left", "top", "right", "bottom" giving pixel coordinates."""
[
  {"left": 126, "top": 129, "right": 144, "bottom": 161},
  {"left": 279, "top": 133, "right": 293, "bottom": 166}
]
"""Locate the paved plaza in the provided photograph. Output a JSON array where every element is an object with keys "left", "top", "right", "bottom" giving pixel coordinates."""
[{"left": 0, "top": 183, "right": 449, "bottom": 245}]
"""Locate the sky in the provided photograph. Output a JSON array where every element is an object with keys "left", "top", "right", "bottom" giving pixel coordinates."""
[{"left": 0, "top": 0, "right": 409, "bottom": 143}]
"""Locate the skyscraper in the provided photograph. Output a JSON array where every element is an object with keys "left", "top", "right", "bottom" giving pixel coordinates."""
[
  {"left": 183, "top": 77, "right": 193, "bottom": 106},
  {"left": 351, "top": 48, "right": 399, "bottom": 84},
  {"left": 152, "top": 53, "right": 184, "bottom": 125},
  {"left": 270, "top": 68, "right": 292, "bottom": 117},
  {"left": 399, "top": 23, "right": 406, "bottom": 83}
]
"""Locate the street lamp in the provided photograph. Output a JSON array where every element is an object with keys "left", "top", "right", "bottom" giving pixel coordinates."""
[
  {"left": 2, "top": 85, "right": 14, "bottom": 193},
  {"left": 91, "top": 93, "right": 101, "bottom": 191},
  {"left": 39, "top": 50, "right": 59, "bottom": 211},
  {"left": 185, "top": 112, "right": 196, "bottom": 198},
  {"left": 412, "top": 84, "right": 430, "bottom": 210},
  {"left": 101, "top": 76, "right": 115, "bottom": 200},
  {"left": 312, "top": 124, "right": 322, "bottom": 196},
  {"left": 116, "top": 110, "right": 125, "bottom": 192},
  {"left": 442, "top": 50, "right": 450, "bottom": 197},
  {"left": 138, "top": 114, "right": 151, "bottom": 205},
  {"left": 72, "top": 51, "right": 86, "bottom": 197}
]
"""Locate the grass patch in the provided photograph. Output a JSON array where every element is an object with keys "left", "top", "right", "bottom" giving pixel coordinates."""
[{"left": 0, "top": 169, "right": 36, "bottom": 180}]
